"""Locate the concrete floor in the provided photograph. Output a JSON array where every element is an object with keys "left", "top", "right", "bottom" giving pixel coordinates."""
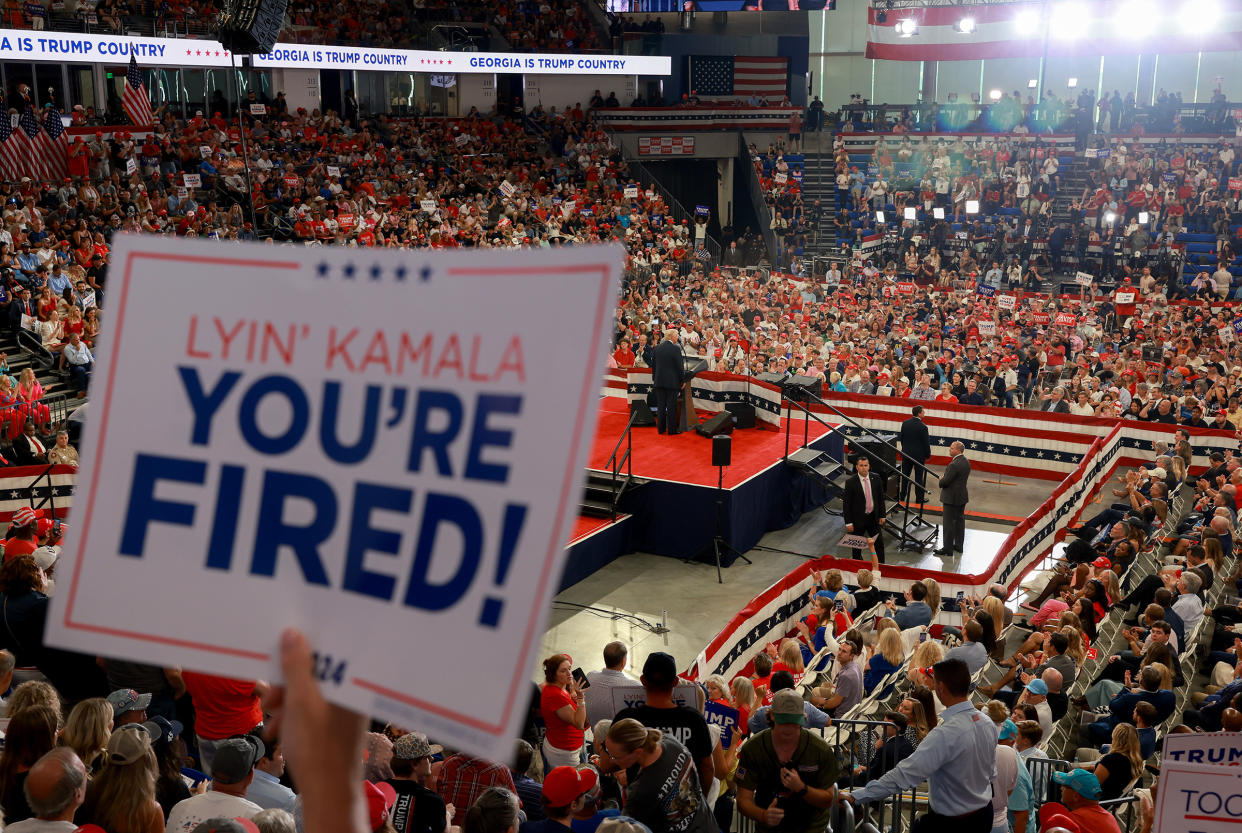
[{"left": 540, "top": 471, "right": 1069, "bottom": 677}]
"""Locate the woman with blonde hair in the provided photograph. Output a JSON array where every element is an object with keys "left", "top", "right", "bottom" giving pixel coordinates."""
[
  {"left": 1061, "top": 624, "right": 1086, "bottom": 666},
  {"left": 1095, "top": 723, "right": 1144, "bottom": 799},
  {"left": 922, "top": 579, "right": 942, "bottom": 618},
  {"left": 604, "top": 719, "right": 714, "bottom": 833},
  {"left": 58, "top": 697, "right": 113, "bottom": 773},
  {"left": 863, "top": 628, "right": 904, "bottom": 695},
  {"left": 704, "top": 675, "right": 731, "bottom": 708},
  {"left": 729, "top": 677, "right": 757, "bottom": 738},
  {"left": 77, "top": 725, "right": 164, "bottom": 833},
  {"left": 982, "top": 596, "right": 1006, "bottom": 642},
  {"left": 772, "top": 638, "right": 805, "bottom": 679},
  {"left": 896, "top": 697, "right": 932, "bottom": 744},
  {"left": 906, "top": 641, "right": 944, "bottom": 709}
]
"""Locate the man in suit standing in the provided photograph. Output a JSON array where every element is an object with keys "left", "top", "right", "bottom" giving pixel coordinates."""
[
  {"left": 651, "top": 327, "right": 684, "bottom": 435},
  {"left": 843, "top": 455, "right": 886, "bottom": 563},
  {"left": 936, "top": 441, "right": 971, "bottom": 556},
  {"left": 899, "top": 406, "right": 931, "bottom": 506}
]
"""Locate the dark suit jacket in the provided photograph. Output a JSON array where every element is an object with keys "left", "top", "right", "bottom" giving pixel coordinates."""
[
  {"left": 651, "top": 339, "right": 684, "bottom": 390},
  {"left": 939, "top": 454, "right": 971, "bottom": 506},
  {"left": 1043, "top": 399, "right": 1070, "bottom": 413},
  {"left": 843, "top": 472, "right": 886, "bottom": 531},
  {"left": 899, "top": 417, "right": 931, "bottom": 464},
  {"left": 11, "top": 434, "right": 46, "bottom": 466},
  {"left": 7, "top": 300, "right": 31, "bottom": 331}
]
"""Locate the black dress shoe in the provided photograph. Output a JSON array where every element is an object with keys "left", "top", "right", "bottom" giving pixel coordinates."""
[{"left": 933, "top": 548, "right": 952, "bottom": 556}]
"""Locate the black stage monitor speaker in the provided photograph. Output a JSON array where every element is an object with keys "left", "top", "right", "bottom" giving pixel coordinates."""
[
  {"left": 712, "top": 434, "right": 732, "bottom": 467},
  {"left": 697, "top": 412, "right": 734, "bottom": 437},
  {"left": 784, "top": 375, "right": 823, "bottom": 402},
  {"left": 630, "top": 399, "right": 656, "bottom": 426},
  {"left": 724, "top": 402, "right": 756, "bottom": 429},
  {"left": 217, "top": 0, "right": 289, "bottom": 55},
  {"left": 851, "top": 435, "right": 898, "bottom": 477},
  {"left": 755, "top": 372, "right": 786, "bottom": 387}
]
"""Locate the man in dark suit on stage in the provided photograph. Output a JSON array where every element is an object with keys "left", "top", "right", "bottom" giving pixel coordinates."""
[
  {"left": 843, "top": 455, "right": 886, "bottom": 563},
  {"left": 899, "top": 406, "right": 932, "bottom": 506},
  {"left": 935, "top": 441, "right": 971, "bottom": 556},
  {"left": 651, "top": 327, "right": 685, "bottom": 435}
]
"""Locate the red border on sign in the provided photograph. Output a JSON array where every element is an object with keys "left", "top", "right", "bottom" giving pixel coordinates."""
[
  {"left": 350, "top": 261, "right": 615, "bottom": 735},
  {"left": 61, "top": 251, "right": 300, "bottom": 662}
]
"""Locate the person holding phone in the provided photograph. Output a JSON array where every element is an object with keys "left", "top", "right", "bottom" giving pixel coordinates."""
[{"left": 540, "top": 653, "right": 587, "bottom": 767}]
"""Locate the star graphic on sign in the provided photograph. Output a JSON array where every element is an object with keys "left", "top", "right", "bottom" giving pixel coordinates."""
[
  {"left": 343, "top": 264, "right": 356, "bottom": 279},
  {"left": 419, "top": 265, "right": 432, "bottom": 282},
  {"left": 196, "top": 49, "right": 202, "bottom": 55},
  {"left": 369, "top": 264, "right": 382, "bottom": 280},
  {"left": 316, "top": 262, "right": 330, "bottom": 277}
]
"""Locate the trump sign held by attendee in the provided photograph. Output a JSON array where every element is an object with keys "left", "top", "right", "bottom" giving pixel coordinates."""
[{"left": 45, "top": 235, "right": 622, "bottom": 762}]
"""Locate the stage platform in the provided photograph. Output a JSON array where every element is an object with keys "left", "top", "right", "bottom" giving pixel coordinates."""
[{"left": 579, "top": 400, "right": 845, "bottom": 568}]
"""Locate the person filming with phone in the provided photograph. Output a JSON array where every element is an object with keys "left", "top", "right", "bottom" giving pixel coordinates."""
[
  {"left": 541, "top": 653, "right": 588, "bottom": 766},
  {"left": 735, "top": 690, "right": 839, "bottom": 833}
]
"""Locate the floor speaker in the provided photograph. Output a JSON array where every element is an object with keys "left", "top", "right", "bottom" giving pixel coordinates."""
[
  {"left": 630, "top": 399, "right": 656, "bottom": 426},
  {"left": 696, "top": 411, "right": 734, "bottom": 437},
  {"left": 712, "top": 434, "right": 732, "bottom": 467},
  {"left": 851, "top": 435, "right": 898, "bottom": 477},
  {"left": 724, "top": 402, "right": 756, "bottom": 429}
]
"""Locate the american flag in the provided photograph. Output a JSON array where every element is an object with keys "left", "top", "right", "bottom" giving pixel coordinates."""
[
  {"left": 689, "top": 56, "right": 788, "bottom": 102},
  {"left": 122, "top": 53, "right": 153, "bottom": 127},
  {"left": 0, "top": 92, "right": 16, "bottom": 182},
  {"left": 37, "top": 104, "right": 68, "bottom": 181},
  {"left": 16, "top": 105, "right": 46, "bottom": 181}
]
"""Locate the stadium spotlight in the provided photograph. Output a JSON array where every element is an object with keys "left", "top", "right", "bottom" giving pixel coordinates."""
[
  {"left": 1104, "top": 211, "right": 1117, "bottom": 225},
  {"left": 966, "top": 200, "right": 980, "bottom": 215},
  {"left": 1139, "top": 211, "right": 1150, "bottom": 224},
  {"left": 876, "top": 211, "right": 886, "bottom": 223},
  {"left": 1067, "top": 77, "right": 1078, "bottom": 88},
  {"left": 896, "top": 18, "right": 919, "bottom": 36},
  {"left": 904, "top": 207, "right": 917, "bottom": 220},
  {"left": 1013, "top": 9, "right": 1041, "bottom": 36},
  {"left": 1028, "top": 79, "right": 1039, "bottom": 89},
  {"left": 933, "top": 207, "right": 946, "bottom": 220},
  {"left": 1050, "top": 3, "right": 1088, "bottom": 38},
  {"left": 989, "top": 89, "right": 1003, "bottom": 101},
  {"left": 954, "top": 16, "right": 976, "bottom": 33},
  {"left": 1180, "top": 0, "right": 1221, "bottom": 33}
]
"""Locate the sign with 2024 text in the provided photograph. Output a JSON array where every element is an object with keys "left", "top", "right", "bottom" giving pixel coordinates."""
[{"left": 45, "top": 235, "right": 621, "bottom": 762}]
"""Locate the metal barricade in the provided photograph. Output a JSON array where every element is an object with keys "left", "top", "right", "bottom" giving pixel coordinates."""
[{"left": 1026, "top": 757, "right": 1073, "bottom": 813}]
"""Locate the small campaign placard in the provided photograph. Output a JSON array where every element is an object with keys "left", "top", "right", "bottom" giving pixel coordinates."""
[
  {"left": 1163, "top": 731, "right": 1242, "bottom": 767},
  {"left": 125, "top": 157, "right": 136, "bottom": 175},
  {"left": 896, "top": 282, "right": 916, "bottom": 295},
  {"left": 1115, "top": 291, "right": 1136, "bottom": 305},
  {"left": 326, "top": 166, "right": 341, "bottom": 178},
  {"left": 1055, "top": 312, "right": 1078, "bottom": 326},
  {"left": 695, "top": 204, "right": 711, "bottom": 217},
  {"left": 624, "top": 185, "right": 639, "bottom": 199},
  {"left": 182, "top": 173, "right": 202, "bottom": 188},
  {"left": 611, "top": 684, "right": 704, "bottom": 716},
  {"left": 1155, "top": 762, "right": 1242, "bottom": 833},
  {"left": 45, "top": 236, "right": 622, "bottom": 763},
  {"left": 774, "top": 172, "right": 788, "bottom": 184},
  {"left": 838, "top": 533, "right": 871, "bottom": 550},
  {"left": 176, "top": 187, "right": 189, "bottom": 199},
  {"left": 250, "top": 103, "right": 267, "bottom": 115},
  {"left": 1075, "top": 271, "right": 1094, "bottom": 286},
  {"left": 996, "top": 294, "right": 1016, "bottom": 311},
  {"left": 499, "top": 181, "right": 515, "bottom": 198},
  {"left": 1230, "top": 177, "right": 1242, "bottom": 191},
  {"left": 976, "top": 284, "right": 996, "bottom": 298},
  {"left": 200, "top": 145, "right": 212, "bottom": 159},
  {"left": 704, "top": 701, "right": 740, "bottom": 748},
  {"left": 420, "top": 199, "right": 436, "bottom": 213},
  {"left": 978, "top": 321, "right": 996, "bottom": 336}
]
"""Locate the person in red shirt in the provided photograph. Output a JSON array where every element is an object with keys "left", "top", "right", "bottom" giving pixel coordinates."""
[
  {"left": 181, "top": 671, "right": 269, "bottom": 777},
  {"left": 539, "top": 653, "right": 586, "bottom": 768},
  {"left": 612, "top": 337, "right": 636, "bottom": 368},
  {"left": 3, "top": 506, "right": 39, "bottom": 562}
]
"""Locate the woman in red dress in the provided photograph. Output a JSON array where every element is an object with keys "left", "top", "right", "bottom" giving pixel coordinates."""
[
  {"left": 0, "top": 375, "right": 26, "bottom": 439},
  {"left": 17, "top": 368, "right": 49, "bottom": 431},
  {"left": 35, "top": 287, "right": 56, "bottom": 322}
]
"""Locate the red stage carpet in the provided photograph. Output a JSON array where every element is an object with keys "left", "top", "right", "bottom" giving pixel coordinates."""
[
  {"left": 567, "top": 515, "right": 618, "bottom": 546},
  {"left": 588, "top": 399, "right": 835, "bottom": 489}
]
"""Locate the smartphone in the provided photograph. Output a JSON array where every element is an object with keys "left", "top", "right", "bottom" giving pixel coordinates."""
[
  {"left": 572, "top": 668, "right": 590, "bottom": 690},
  {"left": 956, "top": 591, "right": 965, "bottom": 604},
  {"left": 919, "top": 631, "right": 928, "bottom": 643},
  {"left": 834, "top": 599, "right": 845, "bottom": 612}
]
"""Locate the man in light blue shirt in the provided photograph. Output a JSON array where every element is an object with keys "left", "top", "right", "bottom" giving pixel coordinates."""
[
  {"left": 944, "top": 620, "right": 988, "bottom": 675},
  {"left": 47, "top": 263, "right": 71, "bottom": 296},
  {"left": 245, "top": 736, "right": 296, "bottom": 811},
  {"left": 888, "top": 582, "right": 934, "bottom": 630},
  {"left": 842, "top": 658, "right": 997, "bottom": 832}
]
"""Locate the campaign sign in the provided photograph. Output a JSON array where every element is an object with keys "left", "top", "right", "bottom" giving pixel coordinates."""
[
  {"left": 200, "top": 145, "right": 212, "bottom": 159},
  {"left": 326, "top": 166, "right": 341, "bottom": 178},
  {"left": 125, "top": 157, "right": 136, "bottom": 175},
  {"left": 976, "top": 284, "right": 996, "bottom": 298},
  {"left": 1055, "top": 312, "right": 1078, "bottom": 326},
  {"left": 695, "top": 204, "right": 711, "bottom": 217},
  {"left": 704, "top": 701, "right": 740, "bottom": 748},
  {"left": 1230, "top": 177, "right": 1242, "bottom": 191},
  {"left": 499, "top": 181, "right": 515, "bottom": 198},
  {"left": 997, "top": 294, "right": 1016, "bottom": 311},
  {"left": 1115, "top": 291, "right": 1136, "bottom": 305},
  {"left": 1232, "top": 317, "right": 1242, "bottom": 335},
  {"left": 182, "top": 173, "right": 202, "bottom": 188},
  {"left": 623, "top": 185, "right": 639, "bottom": 199},
  {"left": 420, "top": 199, "right": 436, "bottom": 213},
  {"left": 45, "top": 235, "right": 622, "bottom": 763},
  {"left": 1033, "top": 312, "right": 1050, "bottom": 325},
  {"left": 1221, "top": 326, "right": 1235, "bottom": 344},
  {"left": 250, "top": 103, "right": 267, "bottom": 115},
  {"left": 978, "top": 321, "right": 996, "bottom": 336},
  {"left": 896, "top": 282, "right": 916, "bottom": 295},
  {"left": 838, "top": 533, "right": 871, "bottom": 549},
  {"left": 1155, "top": 762, "right": 1242, "bottom": 833},
  {"left": 1075, "top": 271, "right": 1094, "bottom": 286},
  {"left": 774, "top": 172, "right": 788, "bottom": 184},
  {"left": 611, "top": 684, "right": 704, "bottom": 715},
  {"left": 1163, "top": 731, "right": 1242, "bottom": 766}
]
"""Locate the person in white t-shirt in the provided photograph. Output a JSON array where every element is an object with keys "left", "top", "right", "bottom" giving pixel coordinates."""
[
  {"left": 165, "top": 736, "right": 265, "bottom": 833},
  {"left": 6, "top": 748, "right": 86, "bottom": 833},
  {"left": 990, "top": 719, "right": 1020, "bottom": 833}
]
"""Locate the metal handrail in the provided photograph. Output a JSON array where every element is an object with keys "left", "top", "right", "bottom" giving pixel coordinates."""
[
  {"left": 624, "top": 157, "right": 722, "bottom": 267},
  {"left": 604, "top": 411, "right": 638, "bottom": 521},
  {"left": 25, "top": 463, "right": 59, "bottom": 518}
]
